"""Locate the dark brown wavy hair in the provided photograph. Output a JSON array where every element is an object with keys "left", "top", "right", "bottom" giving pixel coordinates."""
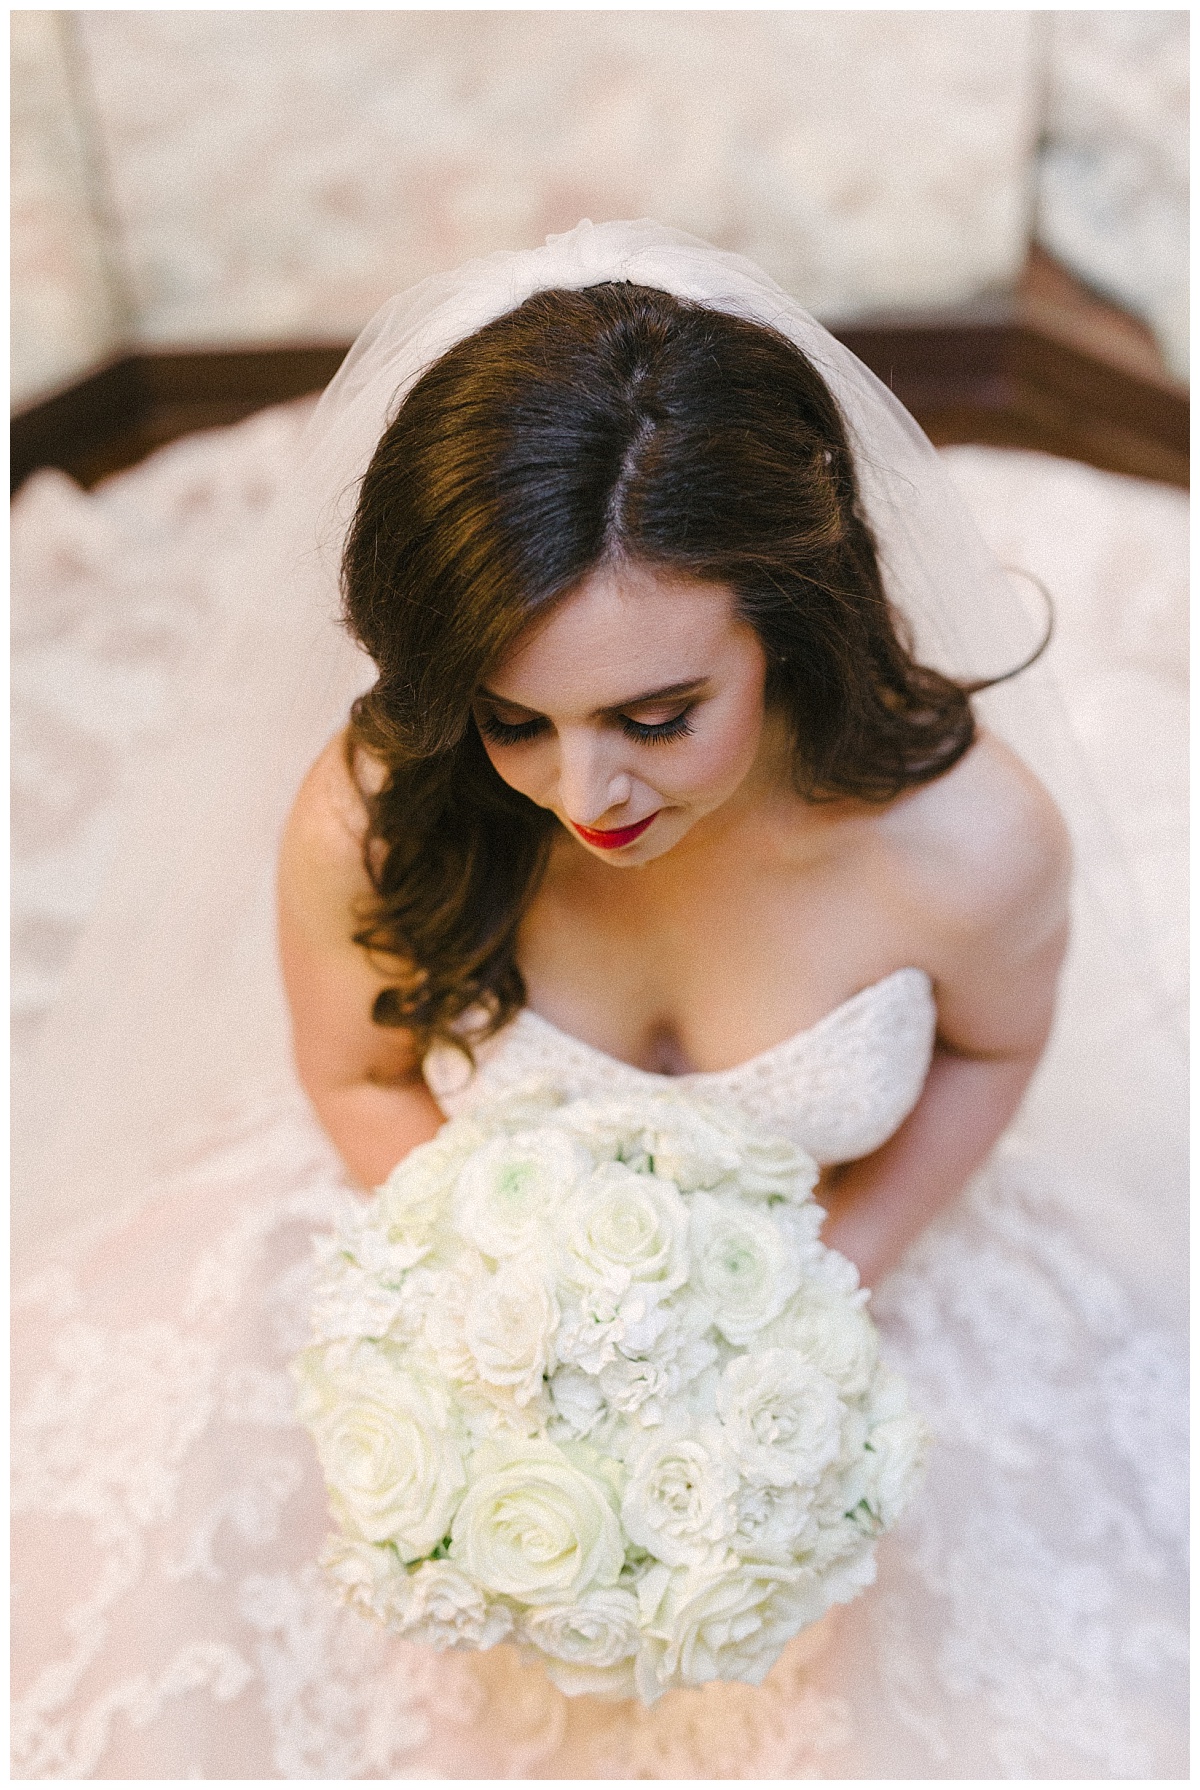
[{"left": 340, "top": 281, "right": 1031, "bottom": 1055}]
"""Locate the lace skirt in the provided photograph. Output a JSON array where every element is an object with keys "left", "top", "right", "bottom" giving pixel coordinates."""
[{"left": 12, "top": 1092, "right": 1186, "bottom": 1779}]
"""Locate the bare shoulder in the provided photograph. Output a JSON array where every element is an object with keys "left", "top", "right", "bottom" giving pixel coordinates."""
[
  {"left": 876, "top": 728, "right": 1072, "bottom": 942},
  {"left": 283, "top": 729, "right": 385, "bottom": 858},
  {"left": 278, "top": 730, "right": 389, "bottom": 934},
  {"left": 278, "top": 731, "right": 422, "bottom": 1098}
]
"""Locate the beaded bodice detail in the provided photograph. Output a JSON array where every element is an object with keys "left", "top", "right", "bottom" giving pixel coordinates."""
[{"left": 423, "top": 965, "right": 937, "bottom": 1165}]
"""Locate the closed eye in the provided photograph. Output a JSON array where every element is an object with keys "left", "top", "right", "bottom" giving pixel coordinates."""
[
  {"left": 477, "top": 707, "right": 695, "bottom": 747},
  {"left": 618, "top": 709, "right": 694, "bottom": 744},
  {"left": 476, "top": 712, "right": 550, "bottom": 746}
]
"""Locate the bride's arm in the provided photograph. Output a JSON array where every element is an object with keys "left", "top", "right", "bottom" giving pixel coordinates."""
[
  {"left": 820, "top": 760, "right": 1072, "bottom": 1288},
  {"left": 277, "top": 733, "right": 445, "bottom": 1188}
]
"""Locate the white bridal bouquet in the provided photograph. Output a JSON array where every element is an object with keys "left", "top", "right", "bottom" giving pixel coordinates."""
[{"left": 294, "top": 1084, "right": 928, "bottom": 1702}]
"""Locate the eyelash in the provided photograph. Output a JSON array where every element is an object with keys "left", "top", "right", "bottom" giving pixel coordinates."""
[{"left": 477, "top": 709, "right": 695, "bottom": 747}]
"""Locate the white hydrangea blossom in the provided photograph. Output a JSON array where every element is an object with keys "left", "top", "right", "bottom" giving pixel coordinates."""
[{"left": 294, "top": 1082, "right": 928, "bottom": 1701}]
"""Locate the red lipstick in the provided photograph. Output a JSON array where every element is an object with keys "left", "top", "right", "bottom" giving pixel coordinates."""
[{"left": 572, "top": 812, "right": 660, "bottom": 850}]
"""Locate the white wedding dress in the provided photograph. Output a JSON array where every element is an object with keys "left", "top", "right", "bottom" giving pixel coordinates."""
[
  {"left": 13, "top": 933, "right": 1187, "bottom": 1776},
  {"left": 12, "top": 400, "right": 1188, "bottom": 1773}
]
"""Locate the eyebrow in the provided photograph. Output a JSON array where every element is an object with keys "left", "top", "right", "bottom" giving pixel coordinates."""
[{"left": 476, "top": 678, "right": 709, "bottom": 720}]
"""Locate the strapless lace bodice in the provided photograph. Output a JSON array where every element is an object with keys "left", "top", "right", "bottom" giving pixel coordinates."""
[{"left": 423, "top": 966, "right": 937, "bottom": 1165}]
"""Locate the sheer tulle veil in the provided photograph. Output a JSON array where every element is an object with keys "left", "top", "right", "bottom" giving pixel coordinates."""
[{"left": 13, "top": 220, "right": 1185, "bottom": 1315}]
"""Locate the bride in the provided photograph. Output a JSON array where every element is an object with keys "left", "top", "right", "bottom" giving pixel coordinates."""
[
  {"left": 12, "top": 223, "right": 1186, "bottom": 1779},
  {"left": 279, "top": 276, "right": 1069, "bottom": 1291}
]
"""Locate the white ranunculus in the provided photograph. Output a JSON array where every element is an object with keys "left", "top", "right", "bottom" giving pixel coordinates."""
[
  {"left": 620, "top": 1422, "right": 739, "bottom": 1567},
  {"left": 463, "top": 1256, "right": 559, "bottom": 1407},
  {"left": 593, "top": 1312, "right": 717, "bottom": 1425},
  {"left": 420, "top": 1263, "right": 482, "bottom": 1385},
  {"left": 806, "top": 1239, "right": 863, "bottom": 1297},
  {"left": 450, "top": 1438, "right": 624, "bottom": 1606},
  {"left": 596, "top": 1349, "right": 674, "bottom": 1419},
  {"left": 296, "top": 1341, "right": 466, "bottom": 1559},
  {"left": 520, "top": 1585, "right": 641, "bottom": 1672},
  {"left": 637, "top": 1106, "right": 747, "bottom": 1192},
  {"left": 307, "top": 1233, "right": 411, "bottom": 1345},
  {"left": 764, "top": 1283, "right": 879, "bottom": 1398},
  {"left": 560, "top": 1161, "right": 690, "bottom": 1293},
  {"left": 716, "top": 1348, "right": 845, "bottom": 1489},
  {"left": 733, "top": 1481, "right": 818, "bottom": 1564},
  {"left": 734, "top": 1130, "right": 821, "bottom": 1204},
  {"left": 376, "top": 1163, "right": 450, "bottom": 1267},
  {"left": 474, "top": 1081, "right": 570, "bottom": 1136},
  {"left": 635, "top": 1558, "right": 830, "bottom": 1699},
  {"left": 863, "top": 1412, "right": 929, "bottom": 1529},
  {"left": 319, "top": 1532, "right": 409, "bottom": 1624},
  {"left": 864, "top": 1360, "right": 912, "bottom": 1425},
  {"left": 547, "top": 1364, "right": 611, "bottom": 1441},
  {"left": 453, "top": 1129, "right": 593, "bottom": 1259},
  {"left": 688, "top": 1193, "right": 804, "bottom": 1345},
  {"left": 810, "top": 1405, "right": 871, "bottom": 1525},
  {"left": 390, "top": 1559, "right": 514, "bottom": 1650},
  {"left": 555, "top": 1277, "right": 674, "bottom": 1377}
]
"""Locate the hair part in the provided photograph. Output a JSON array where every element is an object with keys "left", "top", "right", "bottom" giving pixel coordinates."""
[{"left": 341, "top": 282, "right": 999, "bottom": 1055}]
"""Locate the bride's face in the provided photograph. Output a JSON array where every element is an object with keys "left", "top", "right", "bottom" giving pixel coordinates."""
[{"left": 472, "top": 562, "right": 772, "bottom": 865}]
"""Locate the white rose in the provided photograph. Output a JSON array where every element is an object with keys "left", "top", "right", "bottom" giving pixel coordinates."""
[
  {"left": 635, "top": 1558, "right": 829, "bottom": 1698},
  {"left": 463, "top": 1256, "right": 559, "bottom": 1407},
  {"left": 453, "top": 1129, "right": 593, "bottom": 1259},
  {"left": 296, "top": 1341, "right": 466, "bottom": 1559},
  {"left": 560, "top": 1162, "right": 690, "bottom": 1293},
  {"left": 520, "top": 1585, "right": 641, "bottom": 1672},
  {"left": 764, "top": 1284, "right": 879, "bottom": 1398},
  {"left": 688, "top": 1193, "right": 803, "bottom": 1345},
  {"left": 620, "top": 1422, "right": 739, "bottom": 1567},
  {"left": 716, "top": 1349, "right": 845, "bottom": 1488},
  {"left": 450, "top": 1438, "right": 624, "bottom": 1606},
  {"left": 863, "top": 1412, "right": 929, "bottom": 1529},
  {"left": 540, "top": 1654, "right": 638, "bottom": 1700}
]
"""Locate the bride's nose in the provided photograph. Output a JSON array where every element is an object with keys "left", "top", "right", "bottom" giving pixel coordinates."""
[{"left": 557, "top": 732, "right": 632, "bottom": 826}]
